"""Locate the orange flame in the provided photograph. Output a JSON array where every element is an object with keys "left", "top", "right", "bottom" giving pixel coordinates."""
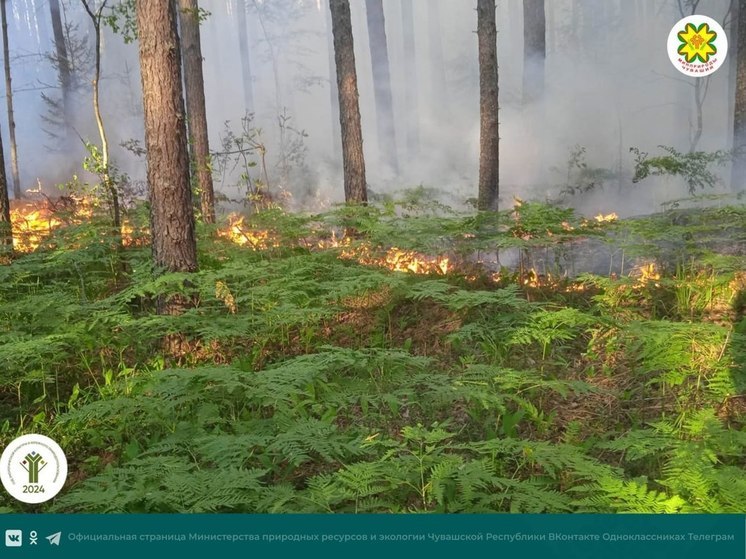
[
  {"left": 216, "top": 217, "right": 451, "bottom": 276},
  {"left": 579, "top": 212, "right": 619, "bottom": 229},
  {"left": 10, "top": 204, "right": 63, "bottom": 252},
  {"left": 635, "top": 262, "right": 661, "bottom": 286},
  {"left": 6, "top": 197, "right": 143, "bottom": 254},
  {"left": 594, "top": 212, "right": 618, "bottom": 223},
  {"left": 217, "top": 214, "right": 277, "bottom": 250},
  {"left": 337, "top": 243, "right": 450, "bottom": 275}
]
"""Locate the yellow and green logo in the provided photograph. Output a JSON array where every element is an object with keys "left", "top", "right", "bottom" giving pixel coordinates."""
[{"left": 677, "top": 22, "right": 717, "bottom": 63}]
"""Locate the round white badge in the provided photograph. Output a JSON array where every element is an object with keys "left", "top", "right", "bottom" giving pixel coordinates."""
[
  {"left": 668, "top": 15, "right": 728, "bottom": 77},
  {"left": 0, "top": 434, "right": 68, "bottom": 504}
]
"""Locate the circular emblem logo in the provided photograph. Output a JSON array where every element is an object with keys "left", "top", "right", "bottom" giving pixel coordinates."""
[
  {"left": 668, "top": 15, "right": 727, "bottom": 76},
  {"left": 0, "top": 434, "right": 67, "bottom": 504}
]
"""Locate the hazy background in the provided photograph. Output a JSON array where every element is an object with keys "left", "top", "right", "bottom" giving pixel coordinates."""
[{"left": 2, "top": 0, "right": 739, "bottom": 216}]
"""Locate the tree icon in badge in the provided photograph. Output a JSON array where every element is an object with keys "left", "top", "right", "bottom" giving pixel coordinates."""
[{"left": 21, "top": 451, "right": 46, "bottom": 483}]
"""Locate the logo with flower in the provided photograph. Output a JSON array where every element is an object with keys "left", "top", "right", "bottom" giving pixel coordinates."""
[
  {"left": 677, "top": 22, "right": 717, "bottom": 63},
  {"left": 668, "top": 15, "right": 727, "bottom": 76}
]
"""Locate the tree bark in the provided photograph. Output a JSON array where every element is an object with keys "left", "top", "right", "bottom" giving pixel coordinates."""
[
  {"left": 49, "top": 0, "right": 72, "bottom": 133},
  {"left": 329, "top": 0, "right": 367, "bottom": 203},
  {"left": 733, "top": 0, "right": 746, "bottom": 191},
  {"left": 522, "top": 0, "right": 545, "bottom": 104},
  {"left": 0, "top": 119, "right": 10, "bottom": 253},
  {"left": 136, "top": 0, "right": 198, "bottom": 275},
  {"left": 235, "top": 0, "right": 254, "bottom": 114},
  {"left": 365, "top": 0, "right": 398, "bottom": 175},
  {"left": 545, "top": 0, "right": 554, "bottom": 54},
  {"left": 178, "top": 0, "right": 215, "bottom": 224},
  {"left": 1, "top": 0, "right": 20, "bottom": 199},
  {"left": 401, "top": 0, "right": 418, "bottom": 159},
  {"left": 728, "top": 0, "right": 738, "bottom": 152},
  {"left": 477, "top": 0, "right": 499, "bottom": 211}
]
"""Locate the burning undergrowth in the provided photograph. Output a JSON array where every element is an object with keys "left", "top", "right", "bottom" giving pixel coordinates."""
[
  {"left": 0, "top": 196, "right": 744, "bottom": 514},
  {"left": 7, "top": 198, "right": 746, "bottom": 302},
  {"left": 8, "top": 195, "right": 145, "bottom": 252}
]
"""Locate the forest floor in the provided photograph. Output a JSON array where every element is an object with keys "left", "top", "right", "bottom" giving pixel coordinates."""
[{"left": 0, "top": 194, "right": 744, "bottom": 512}]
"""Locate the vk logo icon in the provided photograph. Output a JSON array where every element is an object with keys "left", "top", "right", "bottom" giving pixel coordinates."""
[{"left": 5, "top": 529, "right": 22, "bottom": 547}]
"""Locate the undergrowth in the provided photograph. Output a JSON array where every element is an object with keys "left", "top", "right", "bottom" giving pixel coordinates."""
[{"left": 0, "top": 198, "right": 744, "bottom": 513}]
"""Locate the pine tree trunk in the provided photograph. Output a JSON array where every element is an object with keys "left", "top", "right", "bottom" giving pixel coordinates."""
[
  {"left": 522, "top": 0, "right": 545, "bottom": 103},
  {"left": 401, "top": 0, "right": 418, "bottom": 159},
  {"left": 49, "top": 0, "right": 72, "bottom": 133},
  {"left": 545, "top": 0, "right": 554, "bottom": 54},
  {"left": 329, "top": 0, "right": 367, "bottom": 203},
  {"left": 365, "top": 0, "right": 398, "bottom": 175},
  {"left": 136, "top": 0, "right": 198, "bottom": 277},
  {"left": 178, "top": 0, "right": 215, "bottom": 224},
  {"left": 728, "top": 0, "right": 739, "bottom": 152},
  {"left": 0, "top": 120, "right": 10, "bottom": 254},
  {"left": 733, "top": 0, "right": 746, "bottom": 191},
  {"left": 1, "top": 0, "right": 20, "bottom": 199},
  {"left": 235, "top": 0, "right": 254, "bottom": 114},
  {"left": 325, "top": 0, "right": 341, "bottom": 156},
  {"left": 477, "top": 0, "right": 499, "bottom": 211}
]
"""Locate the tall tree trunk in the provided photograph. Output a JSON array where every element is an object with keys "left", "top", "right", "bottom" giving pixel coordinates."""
[
  {"left": 49, "top": 0, "right": 72, "bottom": 123},
  {"left": 545, "top": 0, "right": 555, "bottom": 54},
  {"left": 365, "top": 0, "right": 398, "bottom": 175},
  {"left": 329, "top": 0, "right": 367, "bottom": 203},
  {"left": 82, "top": 0, "right": 120, "bottom": 229},
  {"left": 733, "top": 0, "right": 746, "bottom": 191},
  {"left": 1, "top": 0, "right": 20, "bottom": 199},
  {"left": 477, "top": 0, "right": 499, "bottom": 211},
  {"left": 728, "top": 0, "right": 739, "bottom": 152},
  {"left": 690, "top": 76, "right": 709, "bottom": 153},
  {"left": 428, "top": 0, "right": 449, "bottom": 121},
  {"left": 136, "top": 0, "right": 198, "bottom": 277},
  {"left": 178, "top": 0, "right": 215, "bottom": 224},
  {"left": 235, "top": 0, "right": 254, "bottom": 114},
  {"left": 325, "top": 0, "right": 341, "bottom": 156},
  {"left": 49, "top": 0, "right": 72, "bottom": 133},
  {"left": 522, "top": 0, "right": 545, "bottom": 103},
  {"left": 0, "top": 120, "right": 10, "bottom": 254},
  {"left": 401, "top": 0, "right": 418, "bottom": 159}
]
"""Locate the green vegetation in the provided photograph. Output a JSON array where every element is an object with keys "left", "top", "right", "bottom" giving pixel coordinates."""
[
  {"left": 0, "top": 197, "right": 744, "bottom": 513},
  {"left": 631, "top": 146, "right": 733, "bottom": 194}
]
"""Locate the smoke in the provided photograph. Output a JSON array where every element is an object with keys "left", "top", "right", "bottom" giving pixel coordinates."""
[{"left": 1, "top": 0, "right": 739, "bottom": 217}]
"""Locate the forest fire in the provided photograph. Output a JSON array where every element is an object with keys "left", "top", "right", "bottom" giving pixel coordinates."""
[
  {"left": 2, "top": 0, "right": 743, "bottom": 520},
  {"left": 217, "top": 215, "right": 277, "bottom": 249},
  {"left": 215, "top": 214, "right": 619, "bottom": 282},
  {"left": 594, "top": 212, "right": 618, "bottom": 223},
  {"left": 216, "top": 217, "right": 451, "bottom": 275},
  {"left": 520, "top": 268, "right": 590, "bottom": 293},
  {"left": 634, "top": 262, "right": 661, "bottom": 286},
  {"left": 340, "top": 244, "right": 450, "bottom": 275},
  {"left": 7, "top": 198, "right": 141, "bottom": 253},
  {"left": 10, "top": 202, "right": 63, "bottom": 252}
]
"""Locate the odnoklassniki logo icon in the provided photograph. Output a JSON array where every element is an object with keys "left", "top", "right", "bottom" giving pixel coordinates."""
[
  {"left": 0, "top": 434, "right": 67, "bottom": 504},
  {"left": 668, "top": 15, "right": 728, "bottom": 76}
]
